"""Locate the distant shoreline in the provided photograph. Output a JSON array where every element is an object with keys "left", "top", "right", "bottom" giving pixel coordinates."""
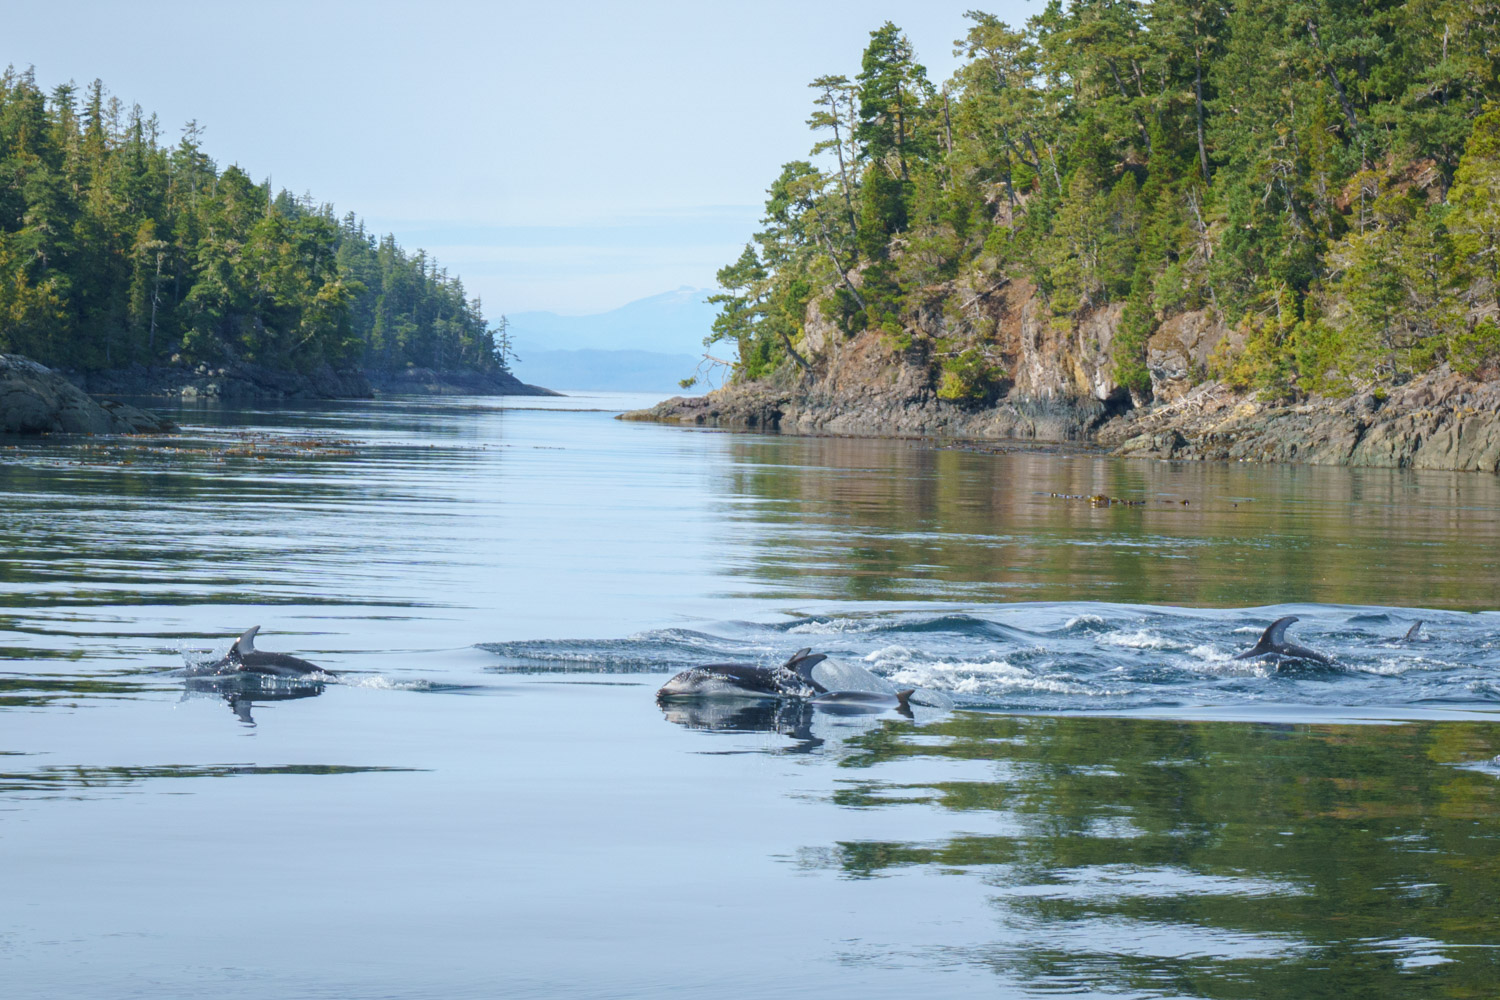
[{"left": 68, "top": 361, "right": 558, "bottom": 401}]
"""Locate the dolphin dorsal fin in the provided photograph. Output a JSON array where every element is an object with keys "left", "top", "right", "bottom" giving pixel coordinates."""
[
  {"left": 233, "top": 626, "right": 261, "bottom": 657},
  {"left": 783, "top": 649, "right": 828, "bottom": 678},
  {"left": 1261, "top": 616, "right": 1299, "bottom": 649},
  {"left": 1404, "top": 620, "right": 1424, "bottom": 640}
]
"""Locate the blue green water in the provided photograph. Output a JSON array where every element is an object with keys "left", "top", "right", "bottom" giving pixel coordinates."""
[{"left": 2, "top": 392, "right": 1498, "bottom": 998}]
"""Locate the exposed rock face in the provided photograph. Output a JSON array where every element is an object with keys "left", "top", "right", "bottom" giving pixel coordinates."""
[
  {"left": 626, "top": 279, "right": 1136, "bottom": 443},
  {"left": 1146, "top": 311, "right": 1239, "bottom": 402},
  {"left": 364, "top": 366, "right": 560, "bottom": 396},
  {"left": 625, "top": 325, "right": 1110, "bottom": 443},
  {"left": 625, "top": 279, "right": 1500, "bottom": 475},
  {"left": 1, "top": 355, "right": 175, "bottom": 435}
]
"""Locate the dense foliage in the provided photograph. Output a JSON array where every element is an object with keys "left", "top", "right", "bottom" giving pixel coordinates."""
[
  {"left": 709, "top": 2, "right": 1500, "bottom": 400},
  {"left": 0, "top": 68, "right": 508, "bottom": 375}
]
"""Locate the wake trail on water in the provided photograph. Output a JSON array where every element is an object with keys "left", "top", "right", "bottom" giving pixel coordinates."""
[{"left": 478, "top": 604, "right": 1500, "bottom": 712}]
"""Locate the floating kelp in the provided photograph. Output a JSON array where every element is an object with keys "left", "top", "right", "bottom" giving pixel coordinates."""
[{"left": 1045, "top": 492, "right": 1146, "bottom": 507}]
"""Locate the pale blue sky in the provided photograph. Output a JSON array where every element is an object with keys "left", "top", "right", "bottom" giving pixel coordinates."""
[{"left": 9, "top": 1, "right": 1033, "bottom": 314}]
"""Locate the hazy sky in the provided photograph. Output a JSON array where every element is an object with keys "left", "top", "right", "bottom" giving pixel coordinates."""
[{"left": 8, "top": 1, "right": 1033, "bottom": 315}]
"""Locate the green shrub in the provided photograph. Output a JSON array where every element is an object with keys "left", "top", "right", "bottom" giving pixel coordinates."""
[
  {"left": 936, "top": 347, "right": 1006, "bottom": 402},
  {"left": 1450, "top": 320, "right": 1500, "bottom": 378}
]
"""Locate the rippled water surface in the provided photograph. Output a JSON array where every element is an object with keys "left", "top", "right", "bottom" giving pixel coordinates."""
[{"left": 3, "top": 392, "right": 1500, "bottom": 998}]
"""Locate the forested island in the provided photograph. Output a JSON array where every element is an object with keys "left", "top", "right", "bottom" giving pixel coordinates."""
[
  {"left": 0, "top": 67, "right": 544, "bottom": 399},
  {"left": 634, "top": 3, "right": 1500, "bottom": 472}
]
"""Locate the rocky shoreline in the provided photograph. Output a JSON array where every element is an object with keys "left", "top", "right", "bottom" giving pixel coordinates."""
[
  {"left": 625, "top": 364, "right": 1500, "bottom": 475},
  {"left": 1101, "top": 370, "right": 1500, "bottom": 473},
  {"left": 2, "top": 352, "right": 562, "bottom": 438},
  {"left": 73, "top": 360, "right": 375, "bottom": 400},
  {"left": 363, "top": 366, "right": 560, "bottom": 397},
  {"left": 622, "top": 273, "right": 1500, "bottom": 475}
]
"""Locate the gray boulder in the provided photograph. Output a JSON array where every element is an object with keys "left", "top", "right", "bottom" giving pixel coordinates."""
[{"left": 1, "top": 354, "right": 175, "bottom": 435}]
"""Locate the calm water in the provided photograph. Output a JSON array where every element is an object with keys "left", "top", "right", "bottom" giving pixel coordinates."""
[{"left": 3, "top": 392, "right": 1500, "bottom": 998}]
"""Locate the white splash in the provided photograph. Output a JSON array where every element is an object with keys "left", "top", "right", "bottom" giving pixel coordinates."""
[{"left": 1098, "top": 630, "right": 1182, "bottom": 651}]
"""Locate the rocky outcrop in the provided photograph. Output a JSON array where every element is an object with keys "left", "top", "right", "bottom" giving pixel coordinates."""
[
  {"left": 1103, "top": 368, "right": 1500, "bottom": 473},
  {"left": 625, "top": 325, "right": 1110, "bottom": 442},
  {"left": 626, "top": 278, "right": 1139, "bottom": 443},
  {"left": 364, "top": 366, "right": 560, "bottom": 396},
  {"left": 626, "top": 275, "right": 1500, "bottom": 474},
  {"left": 1, "top": 355, "right": 175, "bottom": 435},
  {"left": 1145, "top": 311, "right": 1241, "bottom": 402}
]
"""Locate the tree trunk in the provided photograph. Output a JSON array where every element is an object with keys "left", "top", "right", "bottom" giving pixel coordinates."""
[
  {"left": 819, "top": 231, "right": 867, "bottom": 310},
  {"left": 1306, "top": 20, "right": 1360, "bottom": 131},
  {"left": 1194, "top": 46, "right": 1210, "bottom": 181},
  {"left": 778, "top": 329, "right": 813, "bottom": 372}
]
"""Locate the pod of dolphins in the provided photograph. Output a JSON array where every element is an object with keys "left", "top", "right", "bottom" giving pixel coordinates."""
[{"left": 195, "top": 616, "right": 1426, "bottom": 723}]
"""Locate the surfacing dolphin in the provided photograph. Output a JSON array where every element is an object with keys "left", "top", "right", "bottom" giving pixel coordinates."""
[
  {"left": 1234, "top": 616, "right": 1333, "bottom": 666},
  {"left": 211, "top": 626, "right": 332, "bottom": 678},
  {"left": 1397, "top": 620, "right": 1424, "bottom": 642},
  {"left": 656, "top": 647, "right": 829, "bottom": 700}
]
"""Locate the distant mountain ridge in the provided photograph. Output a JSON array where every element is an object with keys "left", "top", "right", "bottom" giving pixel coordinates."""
[
  {"left": 506, "top": 287, "right": 716, "bottom": 356},
  {"left": 508, "top": 349, "right": 702, "bottom": 393},
  {"left": 505, "top": 286, "right": 718, "bottom": 392}
]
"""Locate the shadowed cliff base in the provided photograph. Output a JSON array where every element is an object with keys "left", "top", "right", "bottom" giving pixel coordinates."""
[{"left": 66, "top": 360, "right": 558, "bottom": 400}]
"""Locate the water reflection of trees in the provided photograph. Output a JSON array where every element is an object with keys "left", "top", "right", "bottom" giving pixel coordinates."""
[
  {"left": 807, "top": 713, "right": 1500, "bottom": 997},
  {"left": 721, "top": 437, "right": 1500, "bottom": 609}
]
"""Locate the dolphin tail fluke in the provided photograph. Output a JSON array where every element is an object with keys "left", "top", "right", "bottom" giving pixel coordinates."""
[{"left": 1404, "top": 620, "right": 1424, "bottom": 641}]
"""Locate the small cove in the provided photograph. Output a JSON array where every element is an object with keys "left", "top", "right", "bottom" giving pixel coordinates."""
[{"left": 2, "top": 392, "right": 1499, "bottom": 998}]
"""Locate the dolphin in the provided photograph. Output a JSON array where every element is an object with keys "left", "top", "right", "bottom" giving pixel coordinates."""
[
  {"left": 211, "top": 626, "right": 332, "bottom": 678},
  {"left": 656, "top": 647, "right": 829, "bottom": 700},
  {"left": 810, "top": 689, "right": 916, "bottom": 717},
  {"left": 1233, "top": 616, "right": 1332, "bottom": 666},
  {"left": 1397, "top": 620, "right": 1424, "bottom": 641}
]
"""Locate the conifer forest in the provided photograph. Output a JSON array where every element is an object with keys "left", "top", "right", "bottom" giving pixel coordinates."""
[
  {"left": 708, "top": 2, "right": 1500, "bottom": 402},
  {"left": 0, "top": 69, "right": 507, "bottom": 376}
]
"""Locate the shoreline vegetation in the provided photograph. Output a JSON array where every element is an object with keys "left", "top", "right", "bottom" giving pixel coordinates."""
[
  {"left": 0, "top": 68, "right": 550, "bottom": 403},
  {"left": 629, "top": 5, "right": 1500, "bottom": 473}
]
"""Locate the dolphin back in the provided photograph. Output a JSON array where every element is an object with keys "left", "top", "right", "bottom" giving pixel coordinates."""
[
  {"left": 239, "top": 651, "right": 329, "bottom": 677},
  {"left": 1403, "top": 620, "right": 1424, "bottom": 641}
]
